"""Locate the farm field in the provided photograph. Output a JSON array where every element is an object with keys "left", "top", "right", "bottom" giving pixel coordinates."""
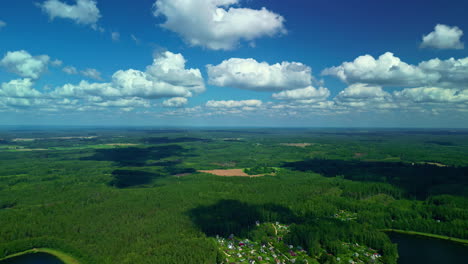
[{"left": 0, "top": 128, "right": 467, "bottom": 263}]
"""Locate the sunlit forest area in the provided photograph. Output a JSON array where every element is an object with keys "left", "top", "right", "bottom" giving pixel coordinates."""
[{"left": 0, "top": 128, "right": 467, "bottom": 263}]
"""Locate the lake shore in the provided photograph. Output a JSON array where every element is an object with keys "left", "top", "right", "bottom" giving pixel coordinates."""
[
  {"left": 381, "top": 229, "right": 468, "bottom": 245},
  {"left": 0, "top": 248, "right": 81, "bottom": 264}
]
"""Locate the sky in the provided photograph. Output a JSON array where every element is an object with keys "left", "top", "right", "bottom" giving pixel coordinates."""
[{"left": 0, "top": 0, "right": 468, "bottom": 127}]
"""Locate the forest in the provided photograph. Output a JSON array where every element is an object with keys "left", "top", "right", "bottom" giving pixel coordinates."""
[{"left": 0, "top": 128, "right": 467, "bottom": 263}]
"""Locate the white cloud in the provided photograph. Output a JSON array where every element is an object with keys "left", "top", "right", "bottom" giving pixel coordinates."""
[
  {"left": 206, "top": 99, "right": 262, "bottom": 108},
  {"left": 81, "top": 68, "right": 103, "bottom": 80},
  {"left": 418, "top": 57, "right": 468, "bottom": 88},
  {"left": 207, "top": 58, "right": 312, "bottom": 91},
  {"left": 63, "top": 66, "right": 104, "bottom": 80},
  {"left": 63, "top": 66, "right": 78, "bottom": 75},
  {"left": 330, "top": 83, "right": 468, "bottom": 112},
  {"left": 0, "top": 79, "right": 42, "bottom": 98},
  {"left": 0, "top": 97, "right": 48, "bottom": 109},
  {"left": 153, "top": 0, "right": 286, "bottom": 50},
  {"left": 323, "top": 52, "right": 468, "bottom": 89},
  {"left": 322, "top": 52, "right": 434, "bottom": 86},
  {"left": 146, "top": 51, "right": 205, "bottom": 94},
  {"left": 111, "top": 32, "right": 120, "bottom": 41},
  {"left": 394, "top": 87, "right": 468, "bottom": 103},
  {"left": 272, "top": 86, "right": 330, "bottom": 101},
  {"left": 1, "top": 50, "right": 50, "bottom": 79},
  {"left": 333, "top": 84, "right": 397, "bottom": 111},
  {"left": 53, "top": 51, "right": 205, "bottom": 99},
  {"left": 0, "top": 20, "right": 6, "bottom": 28},
  {"left": 92, "top": 97, "right": 151, "bottom": 108},
  {"left": 421, "top": 24, "right": 464, "bottom": 50},
  {"left": 336, "top": 83, "right": 391, "bottom": 100},
  {"left": 39, "top": 0, "right": 101, "bottom": 27},
  {"left": 163, "top": 97, "right": 188, "bottom": 107},
  {"left": 51, "top": 59, "right": 63, "bottom": 67},
  {"left": 111, "top": 69, "right": 193, "bottom": 98}
]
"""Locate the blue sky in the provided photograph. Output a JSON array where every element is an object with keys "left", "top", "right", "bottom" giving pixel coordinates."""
[{"left": 0, "top": 0, "right": 468, "bottom": 127}]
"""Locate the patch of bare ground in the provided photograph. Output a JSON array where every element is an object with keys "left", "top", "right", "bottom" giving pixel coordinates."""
[
  {"left": 198, "top": 169, "right": 265, "bottom": 177},
  {"left": 354, "top": 152, "right": 367, "bottom": 158},
  {"left": 280, "top": 143, "right": 313, "bottom": 148}
]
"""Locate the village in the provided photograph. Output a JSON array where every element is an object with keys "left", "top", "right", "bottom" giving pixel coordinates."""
[{"left": 216, "top": 222, "right": 383, "bottom": 264}]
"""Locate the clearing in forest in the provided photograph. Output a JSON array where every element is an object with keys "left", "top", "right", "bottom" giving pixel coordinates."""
[
  {"left": 198, "top": 169, "right": 265, "bottom": 177},
  {"left": 280, "top": 143, "right": 312, "bottom": 148},
  {"left": 419, "top": 162, "right": 447, "bottom": 167},
  {"left": 104, "top": 143, "right": 139, "bottom": 146}
]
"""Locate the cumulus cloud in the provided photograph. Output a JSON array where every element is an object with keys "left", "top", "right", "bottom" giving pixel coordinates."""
[
  {"left": 206, "top": 99, "right": 262, "bottom": 108},
  {"left": 1, "top": 50, "right": 50, "bottom": 79},
  {"left": 0, "top": 79, "right": 42, "bottom": 98},
  {"left": 322, "top": 52, "right": 435, "bottom": 86},
  {"left": 39, "top": 0, "right": 101, "bottom": 27},
  {"left": 272, "top": 86, "right": 330, "bottom": 101},
  {"left": 207, "top": 58, "right": 313, "bottom": 91},
  {"left": 163, "top": 97, "right": 188, "bottom": 107},
  {"left": 421, "top": 24, "right": 464, "bottom": 50},
  {"left": 336, "top": 83, "right": 391, "bottom": 100},
  {"left": 53, "top": 51, "right": 205, "bottom": 99},
  {"left": 63, "top": 66, "right": 78, "bottom": 75},
  {"left": 111, "top": 32, "right": 120, "bottom": 41},
  {"left": 0, "top": 20, "right": 6, "bottom": 29},
  {"left": 146, "top": 51, "right": 205, "bottom": 94},
  {"left": 330, "top": 83, "right": 468, "bottom": 112},
  {"left": 0, "top": 97, "right": 48, "bottom": 109},
  {"left": 92, "top": 97, "right": 151, "bottom": 108},
  {"left": 323, "top": 52, "right": 468, "bottom": 89},
  {"left": 153, "top": 0, "right": 286, "bottom": 50},
  {"left": 418, "top": 57, "right": 468, "bottom": 88},
  {"left": 337, "top": 84, "right": 396, "bottom": 109},
  {"left": 394, "top": 87, "right": 468, "bottom": 103},
  {"left": 81, "top": 68, "right": 103, "bottom": 80}
]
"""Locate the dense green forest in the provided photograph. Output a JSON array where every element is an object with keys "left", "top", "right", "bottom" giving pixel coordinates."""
[{"left": 0, "top": 128, "right": 467, "bottom": 263}]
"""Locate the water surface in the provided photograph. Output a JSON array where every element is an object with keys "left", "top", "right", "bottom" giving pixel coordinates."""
[
  {"left": 0, "top": 253, "right": 64, "bottom": 264},
  {"left": 389, "top": 232, "right": 468, "bottom": 264}
]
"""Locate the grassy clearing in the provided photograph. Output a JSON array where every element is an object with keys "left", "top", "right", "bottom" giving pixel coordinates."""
[{"left": 0, "top": 248, "right": 81, "bottom": 264}]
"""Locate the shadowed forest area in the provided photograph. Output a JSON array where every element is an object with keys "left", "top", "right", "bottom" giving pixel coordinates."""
[
  {"left": 143, "top": 137, "right": 211, "bottom": 144},
  {"left": 81, "top": 145, "right": 189, "bottom": 166},
  {"left": 110, "top": 170, "right": 161, "bottom": 188},
  {"left": 283, "top": 159, "right": 468, "bottom": 199},
  {"left": 188, "top": 200, "right": 297, "bottom": 237}
]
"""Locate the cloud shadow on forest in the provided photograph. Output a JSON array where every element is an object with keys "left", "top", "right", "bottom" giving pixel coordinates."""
[
  {"left": 282, "top": 159, "right": 468, "bottom": 199},
  {"left": 187, "top": 199, "right": 298, "bottom": 237},
  {"left": 81, "top": 145, "right": 189, "bottom": 166}
]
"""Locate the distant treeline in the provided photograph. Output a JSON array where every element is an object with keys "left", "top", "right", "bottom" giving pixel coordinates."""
[{"left": 143, "top": 137, "right": 211, "bottom": 144}]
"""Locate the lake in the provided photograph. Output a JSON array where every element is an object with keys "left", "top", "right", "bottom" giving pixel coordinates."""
[
  {"left": 389, "top": 232, "right": 468, "bottom": 264},
  {"left": 0, "top": 253, "right": 64, "bottom": 264}
]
